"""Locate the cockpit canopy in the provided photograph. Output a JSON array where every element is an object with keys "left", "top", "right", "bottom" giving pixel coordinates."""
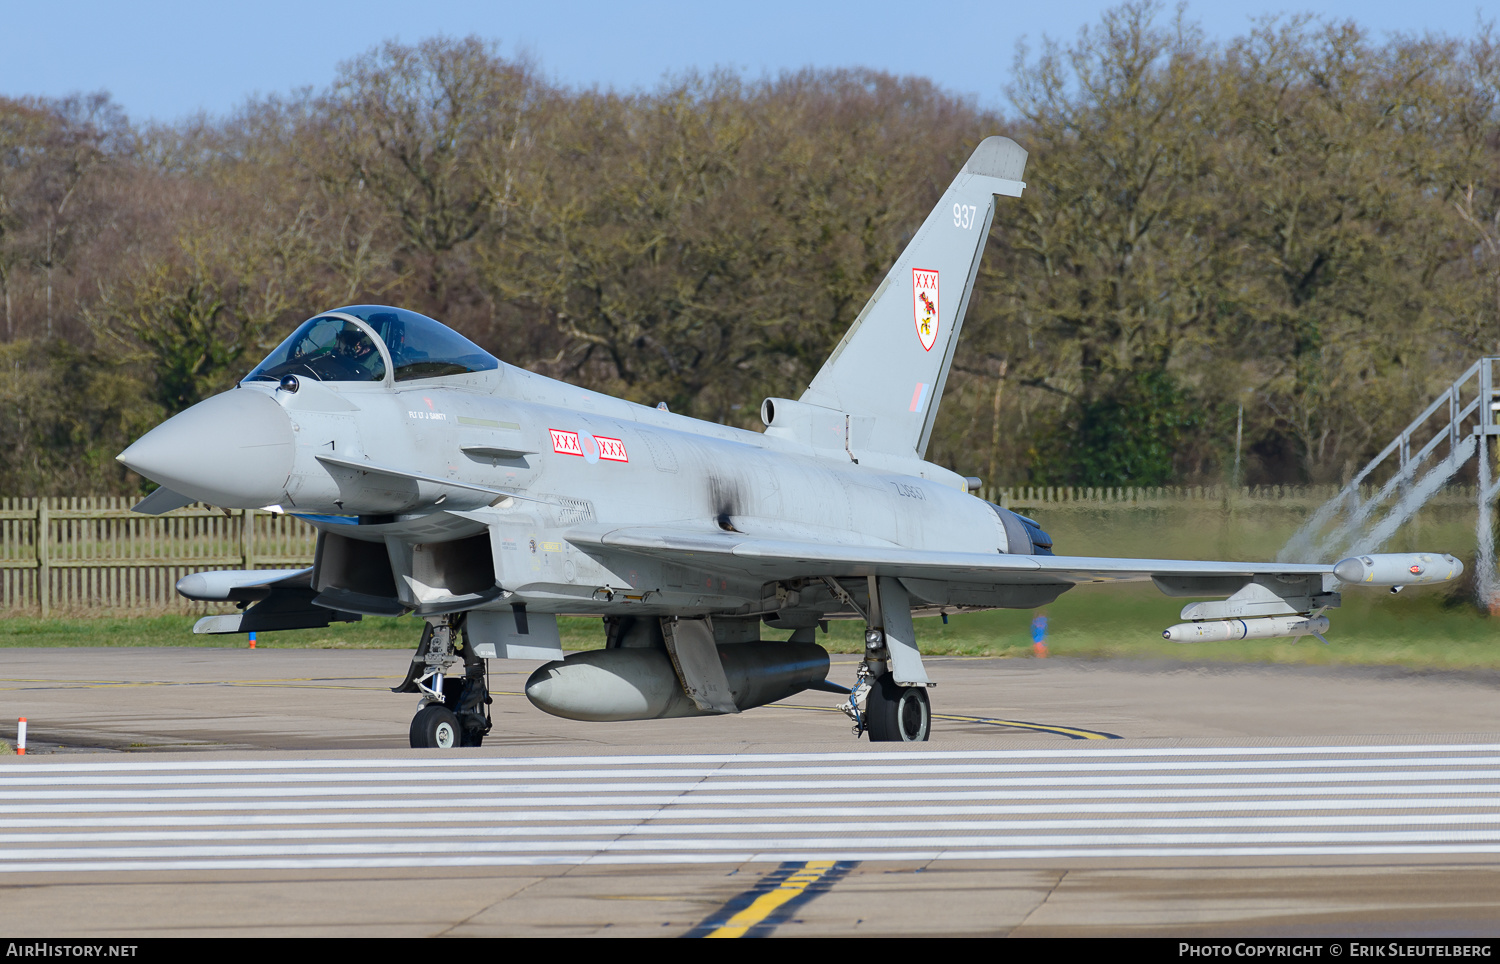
[{"left": 244, "top": 306, "right": 499, "bottom": 384}]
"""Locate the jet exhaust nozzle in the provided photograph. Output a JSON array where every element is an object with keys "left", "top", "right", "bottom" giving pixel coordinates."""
[
  {"left": 1332, "top": 553, "right": 1463, "bottom": 587},
  {"left": 1162, "top": 615, "right": 1331, "bottom": 644},
  {"left": 524, "top": 642, "right": 831, "bottom": 722}
]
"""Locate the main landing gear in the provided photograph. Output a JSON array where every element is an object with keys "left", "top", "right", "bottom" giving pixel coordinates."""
[
  {"left": 393, "top": 613, "right": 492, "bottom": 748},
  {"left": 827, "top": 575, "right": 933, "bottom": 743},
  {"left": 838, "top": 626, "right": 933, "bottom": 743}
]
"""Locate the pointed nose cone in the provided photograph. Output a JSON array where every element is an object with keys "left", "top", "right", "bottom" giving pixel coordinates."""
[{"left": 118, "top": 389, "right": 295, "bottom": 508}]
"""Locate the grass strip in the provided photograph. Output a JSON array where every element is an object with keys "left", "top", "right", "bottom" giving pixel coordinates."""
[{"left": 1, "top": 583, "right": 1492, "bottom": 671}]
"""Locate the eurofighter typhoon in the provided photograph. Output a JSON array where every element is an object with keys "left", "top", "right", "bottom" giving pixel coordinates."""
[{"left": 117, "top": 137, "right": 1462, "bottom": 747}]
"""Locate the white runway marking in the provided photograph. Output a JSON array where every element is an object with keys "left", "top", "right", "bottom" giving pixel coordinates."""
[
  {"left": 8, "top": 743, "right": 1500, "bottom": 772},
  {"left": 11, "top": 754, "right": 1500, "bottom": 785},
  {"left": 11, "top": 784, "right": 1500, "bottom": 816},
  {"left": 9, "top": 770, "right": 1500, "bottom": 803},
  {"left": 4, "top": 744, "right": 1500, "bottom": 871}
]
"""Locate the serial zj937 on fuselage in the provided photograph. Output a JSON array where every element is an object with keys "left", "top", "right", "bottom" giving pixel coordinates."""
[{"left": 117, "top": 136, "right": 1463, "bottom": 747}]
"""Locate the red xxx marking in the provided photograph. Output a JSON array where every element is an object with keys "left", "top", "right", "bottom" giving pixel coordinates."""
[
  {"left": 595, "top": 436, "right": 628, "bottom": 462},
  {"left": 549, "top": 429, "right": 584, "bottom": 456}
]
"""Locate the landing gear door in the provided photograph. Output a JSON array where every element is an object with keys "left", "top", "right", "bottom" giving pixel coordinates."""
[
  {"left": 662, "top": 617, "right": 740, "bottom": 714},
  {"left": 467, "top": 609, "right": 563, "bottom": 660},
  {"left": 880, "top": 576, "right": 930, "bottom": 686}
]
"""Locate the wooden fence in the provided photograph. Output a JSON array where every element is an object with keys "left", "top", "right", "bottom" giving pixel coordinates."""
[
  {"left": 982, "top": 484, "right": 1345, "bottom": 509},
  {"left": 0, "top": 486, "right": 1480, "bottom": 615},
  {"left": 0, "top": 498, "right": 316, "bottom": 616}
]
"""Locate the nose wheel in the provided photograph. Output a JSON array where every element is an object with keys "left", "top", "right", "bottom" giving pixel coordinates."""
[
  {"left": 864, "top": 673, "right": 931, "bottom": 742},
  {"left": 407, "top": 680, "right": 490, "bottom": 748},
  {"left": 410, "top": 704, "right": 461, "bottom": 749}
]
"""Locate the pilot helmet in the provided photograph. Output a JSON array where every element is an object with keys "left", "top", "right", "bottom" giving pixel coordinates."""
[{"left": 335, "top": 324, "right": 370, "bottom": 355}]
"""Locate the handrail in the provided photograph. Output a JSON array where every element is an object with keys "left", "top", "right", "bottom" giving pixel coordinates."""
[{"left": 1278, "top": 358, "right": 1500, "bottom": 602}]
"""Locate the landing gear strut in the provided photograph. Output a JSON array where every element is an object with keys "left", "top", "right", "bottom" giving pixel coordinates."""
[
  {"left": 838, "top": 622, "right": 933, "bottom": 742},
  {"left": 393, "top": 613, "right": 492, "bottom": 748}
]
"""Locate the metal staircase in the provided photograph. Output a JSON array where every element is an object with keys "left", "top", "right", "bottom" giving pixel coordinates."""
[{"left": 1278, "top": 357, "right": 1500, "bottom": 605}]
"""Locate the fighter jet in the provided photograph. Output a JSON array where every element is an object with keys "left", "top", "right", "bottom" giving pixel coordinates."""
[{"left": 117, "top": 136, "right": 1462, "bottom": 747}]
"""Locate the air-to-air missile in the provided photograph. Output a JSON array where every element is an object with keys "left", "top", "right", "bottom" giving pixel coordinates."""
[
  {"left": 1161, "top": 552, "right": 1463, "bottom": 643},
  {"left": 1162, "top": 614, "right": 1333, "bottom": 643}
]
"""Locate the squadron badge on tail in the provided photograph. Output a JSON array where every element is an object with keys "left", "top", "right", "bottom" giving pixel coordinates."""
[{"left": 913, "top": 268, "right": 939, "bottom": 351}]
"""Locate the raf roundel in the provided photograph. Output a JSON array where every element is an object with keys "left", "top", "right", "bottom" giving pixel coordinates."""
[{"left": 912, "top": 268, "right": 939, "bottom": 352}]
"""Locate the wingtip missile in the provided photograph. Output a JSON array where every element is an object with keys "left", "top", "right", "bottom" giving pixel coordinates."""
[{"left": 1332, "top": 553, "right": 1463, "bottom": 587}]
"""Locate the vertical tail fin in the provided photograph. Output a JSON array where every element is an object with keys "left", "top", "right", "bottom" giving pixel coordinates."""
[{"left": 799, "top": 136, "right": 1027, "bottom": 458}]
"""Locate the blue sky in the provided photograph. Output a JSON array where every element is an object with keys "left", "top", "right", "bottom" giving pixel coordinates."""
[{"left": 0, "top": 1, "right": 1492, "bottom": 123}]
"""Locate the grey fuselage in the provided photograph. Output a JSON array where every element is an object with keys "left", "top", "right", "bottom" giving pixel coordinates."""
[{"left": 235, "top": 361, "right": 1014, "bottom": 623}]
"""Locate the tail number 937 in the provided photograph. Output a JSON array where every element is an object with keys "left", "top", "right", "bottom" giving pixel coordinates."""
[{"left": 953, "top": 203, "right": 978, "bottom": 229}]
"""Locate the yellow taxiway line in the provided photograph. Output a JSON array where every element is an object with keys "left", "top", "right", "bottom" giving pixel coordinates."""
[{"left": 694, "top": 860, "right": 849, "bottom": 938}]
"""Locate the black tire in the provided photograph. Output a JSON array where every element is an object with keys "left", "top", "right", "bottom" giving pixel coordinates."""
[
  {"left": 409, "top": 704, "right": 462, "bottom": 749},
  {"left": 864, "top": 674, "right": 931, "bottom": 742}
]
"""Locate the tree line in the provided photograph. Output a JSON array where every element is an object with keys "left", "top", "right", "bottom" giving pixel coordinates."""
[{"left": 0, "top": 3, "right": 1496, "bottom": 496}]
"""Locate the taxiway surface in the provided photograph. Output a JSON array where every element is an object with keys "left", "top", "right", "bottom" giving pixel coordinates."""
[{"left": 3, "top": 647, "right": 1500, "bottom": 937}]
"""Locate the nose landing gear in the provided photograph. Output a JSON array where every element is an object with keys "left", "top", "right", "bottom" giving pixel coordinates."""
[{"left": 394, "top": 614, "right": 492, "bottom": 748}]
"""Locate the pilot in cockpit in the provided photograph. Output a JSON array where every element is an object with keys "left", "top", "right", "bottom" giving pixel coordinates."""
[
  {"left": 328, "top": 324, "right": 382, "bottom": 380},
  {"left": 244, "top": 306, "right": 499, "bottom": 385}
]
